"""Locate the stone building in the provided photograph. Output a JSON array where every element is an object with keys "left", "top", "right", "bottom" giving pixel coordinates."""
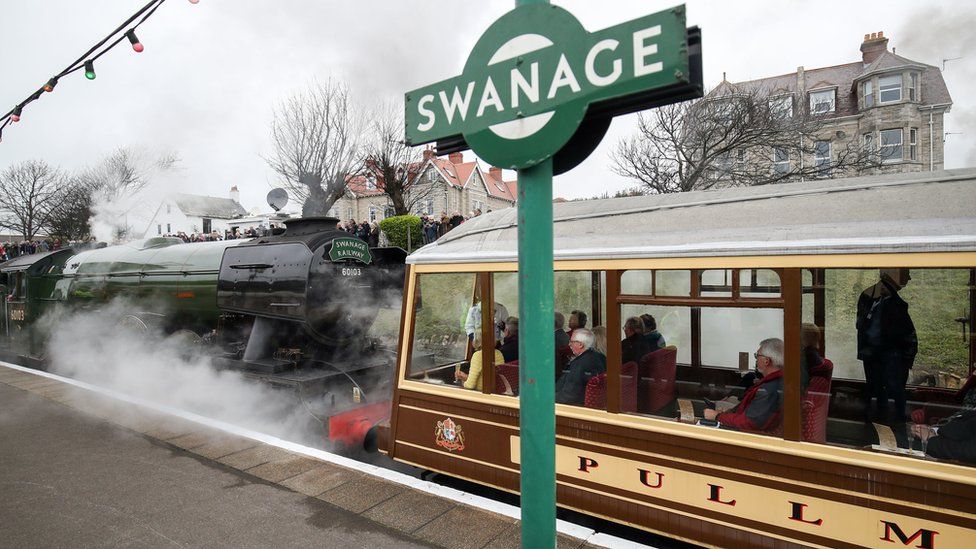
[
  {"left": 329, "top": 151, "right": 517, "bottom": 223},
  {"left": 712, "top": 31, "right": 952, "bottom": 177}
]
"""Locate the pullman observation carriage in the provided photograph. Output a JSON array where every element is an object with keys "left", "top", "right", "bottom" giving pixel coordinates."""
[{"left": 380, "top": 168, "right": 976, "bottom": 548}]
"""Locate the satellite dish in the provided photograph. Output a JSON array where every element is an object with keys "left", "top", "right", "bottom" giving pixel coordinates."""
[{"left": 266, "top": 188, "right": 288, "bottom": 212}]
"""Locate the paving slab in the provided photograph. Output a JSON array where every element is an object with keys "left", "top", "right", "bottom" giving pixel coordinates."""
[
  {"left": 190, "top": 434, "right": 261, "bottom": 460},
  {"left": 413, "top": 505, "right": 517, "bottom": 549},
  {"left": 279, "top": 463, "right": 363, "bottom": 496},
  {"left": 316, "top": 473, "right": 407, "bottom": 514},
  {"left": 362, "top": 488, "right": 457, "bottom": 534},
  {"left": 218, "top": 443, "right": 296, "bottom": 471},
  {"left": 246, "top": 455, "right": 322, "bottom": 483},
  {"left": 167, "top": 430, "right": 219, "bottom": 451},
  {"left": 489, "top": 523, "right": 588, "bottom": 549}
]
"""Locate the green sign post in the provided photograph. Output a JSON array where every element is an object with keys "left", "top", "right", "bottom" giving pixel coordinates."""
[{"left": 405, "top": 2, "right": 701, "bottom": 547}]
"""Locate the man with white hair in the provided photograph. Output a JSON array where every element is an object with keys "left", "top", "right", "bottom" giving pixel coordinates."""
[
  {"left": 555, "top": 328, "right": 607, "bottom": 406},
  {"left": 704, "top": 338, "right": 784, "bottom": 433}
]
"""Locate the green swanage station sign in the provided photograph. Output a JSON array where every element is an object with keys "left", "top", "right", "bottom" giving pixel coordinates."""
[
  {"left": 405, "top": 4, "right": 696, "bottom": 169},
  {"left": 329, "top": 237, "right": 372, "bottom": 264}
]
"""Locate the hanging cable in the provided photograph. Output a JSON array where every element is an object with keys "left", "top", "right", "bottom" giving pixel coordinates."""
[{"left": 0, "top": 0, "right": 196, "bottom": 139}]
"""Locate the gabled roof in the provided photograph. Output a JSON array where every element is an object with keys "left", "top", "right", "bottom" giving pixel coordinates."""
[{"left": 173, "top": 194, "right": 247, "bottom": 219}]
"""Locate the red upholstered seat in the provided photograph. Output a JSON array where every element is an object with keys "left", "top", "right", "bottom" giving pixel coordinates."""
[
  {"left": 911, "top": 373, "right": 976, "bottom": 425},
  {"left": 495, "top": 371, "right": 514, "bottom": 396},
  {"left": 802, "top": 375, "right": 832, "bottom": 443},
  {"left": 809, "top": 357, "right": 834, "bottom": 379},
  {"left": 582, "top": 362, "right": 637, "bottom": 412},
  {"left": 584, "top": 373, "right": 607, "bottom": 409},
  {"left": 497, "top": 361, "right": 519, "bottom": 396},
  {"left": 638, "top": 347, "right": 677, "bottom": 414}
]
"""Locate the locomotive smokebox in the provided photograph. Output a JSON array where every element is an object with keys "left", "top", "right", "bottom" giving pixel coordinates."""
[{"left": 216, "top": 216, "right": 405, "bottom": 351}]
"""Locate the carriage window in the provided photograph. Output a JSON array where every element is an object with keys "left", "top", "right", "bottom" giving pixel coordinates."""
[
  {"left": 621, "top": 270, "right": 652, "bottom": 295},
  {"left": 739, "top": 269, "right": 781, "bottom": 298},
  {"left": 655, "top": 270, "right": 691, "bottom": 297},
  {"left": 801, "top": 267, "right": 975, "bottom": 468},
  {"left": 700, "top": 269, "right": 733, "bottom": 297},
  {"left": 493, "top": 272, "right": 519, "bottom": 397},
  {"left": 408, "top": 273, "right": 476, "bottom": 386},
  {"left": 613, "top": 301, "right": 784, "bottom": 437}
]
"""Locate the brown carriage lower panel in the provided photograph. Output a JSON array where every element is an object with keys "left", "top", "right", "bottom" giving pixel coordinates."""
[{"left": 394, "top": 389, "right": 976, "bottom": 514}]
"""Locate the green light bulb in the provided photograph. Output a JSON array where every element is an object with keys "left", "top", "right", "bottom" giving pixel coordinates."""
[{"left": 84, "top": 60, "right": 96, "bottom": 80}]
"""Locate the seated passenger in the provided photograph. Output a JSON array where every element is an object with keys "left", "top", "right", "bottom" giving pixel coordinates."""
[
  {"left": 455, "top": 332, "right": 504, "bottom": 391},
  {"left": 592, "top": 325, "right": 607, "bottom": 356},
  {"left": 640, "top": 314, "right": 667, "bottom": 349},
  {"left": 568, "top": 310, "right": 587, "bottom": 340},
  {"left": 499, "top": 316, "right": 519, "bottom": 363},
  {"left": 704, "top": 338, "right": 784, "bottom": 433},
  {"left": 555, "top": 329, "right": 607, "bottom": 406},
  {"left": 554, "top": 312, "right": 570, "bottom": 348},
  {"left": 913, "top": 409, "right": 976, "bottom": 464},
  {"left": 800, "top": 322, "right": 824, "bottom": 388},
  {"left": 621, "top": 316, "right": 652, "bottom": 364}
]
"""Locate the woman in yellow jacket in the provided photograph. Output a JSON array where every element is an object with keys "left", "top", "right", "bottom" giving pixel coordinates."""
[{"left": 455, "top": 331, "right": 504, "bottom": 391}]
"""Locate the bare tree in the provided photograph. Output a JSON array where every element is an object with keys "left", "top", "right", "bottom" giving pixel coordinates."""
[
  {"left": 266, "top": 80, "right": 363, "bottom": 217},
  {"left": 47, "top": 177, "right": 96, "bottom": 241},
  {"left": 611, "top": 87, "right": 883, "bottom": 194},
  {"left": 77, "top": 147, "right": 180, "bottom": 241},
  {"left": 0, "top": 160, "right": 66, "bottom": 240},
  {"left": 361, "top": 102, "right": 434, "bottom": 216}
]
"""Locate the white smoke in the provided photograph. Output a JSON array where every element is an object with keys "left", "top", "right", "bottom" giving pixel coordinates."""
[{"left": 42, "top": 300, "right": 328, "bottom": 446}]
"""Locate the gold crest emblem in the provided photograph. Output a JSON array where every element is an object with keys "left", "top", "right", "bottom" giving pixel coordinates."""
[{"left": 434, "top": 417, "right": 465, "bottom": 452}]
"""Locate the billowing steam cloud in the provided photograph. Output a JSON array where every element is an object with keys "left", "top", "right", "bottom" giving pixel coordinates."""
[{"left": 42, "top": 300, "right": 329, "bottom": 446}]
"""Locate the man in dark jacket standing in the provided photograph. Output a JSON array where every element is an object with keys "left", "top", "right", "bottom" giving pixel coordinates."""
[
  {"left": 856, "top": 269, "right": 917, "bottom": 423},
  {"left": 555, "top": 329, "right": 606, "bottom": 406}
]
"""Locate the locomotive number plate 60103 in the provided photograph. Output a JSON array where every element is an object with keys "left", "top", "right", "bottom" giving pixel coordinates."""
[{"left": 340, "top": 267, "right": 363, "bottom": 277}]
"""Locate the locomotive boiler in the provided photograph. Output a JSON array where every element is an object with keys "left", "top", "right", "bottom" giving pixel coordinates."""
[{"left": 0, "top": 216, "right": 406, "bottom": 449}]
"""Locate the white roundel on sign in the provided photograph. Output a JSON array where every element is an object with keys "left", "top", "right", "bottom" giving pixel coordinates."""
[{"left": 487, "top": 33, "right": 556, "bottom": 141}]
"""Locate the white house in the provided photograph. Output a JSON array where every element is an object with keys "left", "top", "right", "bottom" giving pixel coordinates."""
[{"left": 144, "top": 186, "right": 248, "bottom": 237}]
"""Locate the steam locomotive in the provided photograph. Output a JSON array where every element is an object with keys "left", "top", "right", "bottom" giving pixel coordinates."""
[{"left": 0, "top": 217, "right": 406, "bottom": 450}]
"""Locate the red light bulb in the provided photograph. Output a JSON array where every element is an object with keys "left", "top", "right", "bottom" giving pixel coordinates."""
[
  {"left": 189, "top": 0, "right": 199, "bottom": 4},
  {"left": 126, "top": 29, "right": 144, "bottom": 53},
  {"left": 11, "top": 106, "right": 22, "bottom": 123},
  {"left": 10, "top": 115, "right": 19, "bottom": 123}
]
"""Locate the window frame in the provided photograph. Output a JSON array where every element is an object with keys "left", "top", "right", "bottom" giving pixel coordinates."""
[
  {"left": 910, "top": 128, "right": 918, "bottom": 161},
  {"left": 880, "top": 128, "right": 904, "bottom": 163},
  {"left": 908, "top": 72, "right": 918, "bottom": 102},
  {"left": 814, "top": 140, "right": 831, "bottom": 178},
  {"left": 878, "top": 74, "right": 902, "bottom": 104},
  {"left": 772, "top": 147, "right": 790, "bottom": 175},
  {"left": 768, "top": 94, "right": 793, "bottom": 118},
  {"left": 809, "top": 89, "right": 835, "bottom": 114},
  {"left": 863, "top": 80, "right": 874, "bottom": 108}
]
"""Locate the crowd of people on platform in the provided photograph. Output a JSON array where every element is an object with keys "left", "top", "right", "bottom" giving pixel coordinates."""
[
  {"left": 336, "top": 220, "right": 381, "bottom": 247},
  {"left": 421, "top": 209, "right": 483, "bottom": 245},
  {"left": 162, "top": 225, "right": 269, "bottom": 243},
  {"left": 0, "top": 239, "right": 68, "bottom": 261}
]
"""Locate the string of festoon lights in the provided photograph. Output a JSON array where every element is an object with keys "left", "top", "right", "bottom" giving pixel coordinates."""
[{"left": 0, "top": 0, "right": 201, "bottom": 144}]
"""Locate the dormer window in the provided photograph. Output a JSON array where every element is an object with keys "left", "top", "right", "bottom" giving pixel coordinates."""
[
  {"left": 878, "top": 74, "right": 901, "bottom": 103},
  {"left": 863, "top": 81, "right": 874, "bottom": 108},
  {"left": 768, "top": 95, "right": 793, "bottom": 118},
  {"left": 365, "top": 173, "right": 377, "bottom": 190},
  {"left": 809, "top": 89, "right": 835, "bottom": 114}
]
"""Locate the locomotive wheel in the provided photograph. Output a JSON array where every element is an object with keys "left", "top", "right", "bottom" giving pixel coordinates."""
[
  {"left": 116, "top": 314, "right": 150, "bottom": 334},
  {"left": 169, "top": 329, "right": 203, "bottom": 346}
]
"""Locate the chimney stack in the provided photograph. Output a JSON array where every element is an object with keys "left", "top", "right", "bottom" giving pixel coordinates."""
[
  {"left": 448, "top": 152, "right": 464, "bottom": 164},
  {"left": 229, "top": 185, "right": 240, "bottom": 203},
  {"left": 860, "top": 31, "right": 889, "bottom": 65},
  {"left": 489, "top": 166, "right": 503, "bottom": 182},
  {"left": 422, "top": 147, "right": 436, "bottom": 160}
]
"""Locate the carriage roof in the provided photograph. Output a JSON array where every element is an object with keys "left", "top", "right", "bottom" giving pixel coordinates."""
[{"left": 408, "top": 168, "right": 976, "bottom": 264}]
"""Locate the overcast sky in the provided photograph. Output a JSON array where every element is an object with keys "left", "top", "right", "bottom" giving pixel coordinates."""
[{"left": 2, "top": 0, "right": 974, "bottom": 212}]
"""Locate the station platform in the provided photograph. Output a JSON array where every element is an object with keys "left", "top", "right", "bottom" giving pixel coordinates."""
[{"left": 0, "top": 363, "right": 635, "bottom": 549}]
